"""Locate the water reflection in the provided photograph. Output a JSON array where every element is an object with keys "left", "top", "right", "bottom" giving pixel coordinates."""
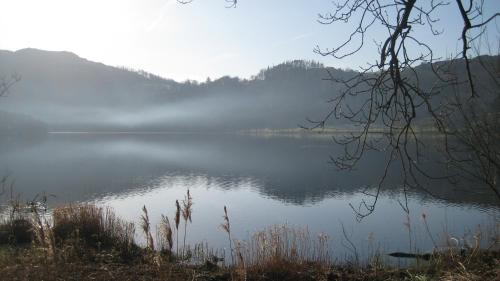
[
  {"left": 0, "top": 133, "right": 498, "bottom": 259},
  {"left": 0, "top": 133, "right": 497, "bottom": 207},
  {"left": 96, "top": 173, "right": 498, "bottom": 261}
]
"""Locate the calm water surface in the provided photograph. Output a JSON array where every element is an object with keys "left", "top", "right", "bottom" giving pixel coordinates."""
[{"left": 0, "top": 133, "right": 498, "bottom": 261}]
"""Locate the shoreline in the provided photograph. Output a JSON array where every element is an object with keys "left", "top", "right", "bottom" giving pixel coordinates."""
[{"left": 1, "top": 195, "right": 498, "bottom": 280}]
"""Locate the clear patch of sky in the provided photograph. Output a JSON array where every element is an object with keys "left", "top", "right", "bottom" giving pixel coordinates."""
[{"left": 0, "top": 0, "right": 499, "bottom": 81}]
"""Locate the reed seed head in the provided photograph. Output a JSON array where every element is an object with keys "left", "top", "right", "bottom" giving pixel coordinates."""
[
  {"left": 182, "top": 189, "right": 193, "bottom": 223},
  {"left": 160, "top": 214, "right": 173, "bottom": 251},
  {"left": 175, "top": 200, "right": 181, "bottom": 230}
]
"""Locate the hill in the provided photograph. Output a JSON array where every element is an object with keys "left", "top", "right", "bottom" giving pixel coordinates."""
[{"left": 0, "top": 48, "right": 497, "bottom": 132}]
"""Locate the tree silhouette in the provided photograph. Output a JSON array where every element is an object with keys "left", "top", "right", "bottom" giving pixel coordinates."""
[
  {"left": 177, "top": 0, "right": 500, "bottom": 218},
  {"left": 309, "top": 0, "right": 500, "bottom": 219}
]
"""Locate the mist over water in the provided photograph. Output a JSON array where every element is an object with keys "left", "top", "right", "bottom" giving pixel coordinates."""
[{"left": 0, "top": 132, "right": 497, "bottom": 260}]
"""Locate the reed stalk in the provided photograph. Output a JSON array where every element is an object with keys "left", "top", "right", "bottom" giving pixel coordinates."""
[
  {"left": 141, "top": 205, "right": 154, "bottom": 251},
  {"left": 181, "top": 189, "right": 193, "bottom": 258},
  {"left": 158, "top": 214, "right": 173, "bottom": 253},
  {"left": 220, "top": 205, "right": 235, "bottom": 265},
  {"left": 175, "top": 200, "right": 181, "bottom": 256}
]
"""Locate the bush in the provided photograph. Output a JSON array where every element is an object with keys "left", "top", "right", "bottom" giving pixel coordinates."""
[
  {"left": 0, "top": 218, "right": 33, "bottom": 245},
  {"left": 52, "top": 205, "right": 139, "bottom": 261}
]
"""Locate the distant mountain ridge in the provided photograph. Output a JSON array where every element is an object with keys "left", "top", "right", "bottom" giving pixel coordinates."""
[{"left": 0, "top": 48, "right": 497, "bottom": 132}]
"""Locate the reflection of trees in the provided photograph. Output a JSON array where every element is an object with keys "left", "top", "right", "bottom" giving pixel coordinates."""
[
  {"left": 306, "top": 1, "right": 500, "bottom": 219},
  {"left": 3, "top": 134, "right": 497, "bottom": 209}
]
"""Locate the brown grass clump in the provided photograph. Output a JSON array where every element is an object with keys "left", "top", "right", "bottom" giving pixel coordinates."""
[
  {"left": 235, "top": 224, "right": 331, "bottom": 268},
  {"left": 224, "top": 224, "right": 333, "bottom": 281},
  {"left": 157, "top": 214, "right": 174, "bottom": 254},
  {"left": 0, "top": 187, "right": 34, "bottom": 245},
  {"left": 0, "top": 218, "right": 32, "bottom": 245},
  {"left": 52, "top": 204, "right": 137, "bottom": 260}
]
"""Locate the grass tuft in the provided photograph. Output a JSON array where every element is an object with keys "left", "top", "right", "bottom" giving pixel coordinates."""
[{"left": 51, "top": 204, "right": 138, "bottom": 261}]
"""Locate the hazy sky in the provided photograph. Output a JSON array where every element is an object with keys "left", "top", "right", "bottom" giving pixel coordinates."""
[{"left": 1, "top": 0, "right": 499, "bottom": 81}]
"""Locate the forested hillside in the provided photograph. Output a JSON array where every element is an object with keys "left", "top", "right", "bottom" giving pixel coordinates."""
[{"left": 0, "top": 48, "right": 497, "bottom": 132}]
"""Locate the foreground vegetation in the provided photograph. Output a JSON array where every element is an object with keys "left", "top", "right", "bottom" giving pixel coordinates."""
[{"left": 0, "top": 191, "right": 498, "bottom": 281}]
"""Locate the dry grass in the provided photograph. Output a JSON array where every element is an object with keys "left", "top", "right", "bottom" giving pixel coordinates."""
[
  {"left": 51, "top": 204, "right": 139, "bottom": 262},
  {"left": 181, "top": 189, "right": 193, "bottom": 258},
  {"left": 157, "top": 214, "right": 174, "bottom": 254},
  {"left": 0, "top": 246, "right": 497, "bottom": 281},
  {"left": 235, "top": 224, "right": 330, "bottom": 268},
  {"left": 220, "top": 205, "right": 235, "bottom": 265},
  {"left": 141, "top": 205, "right": 154, "bottom": 251},
  {"left": 0, "top": 186, "right": 34, "bottom": 245},
  {"left": 227, "top": 224, "right": 333, "bottom": 280},
  {"left": 0, "top": 193, "right": 498, "bottom": 280},
  {"left": 0, "top": 218, "right": 32, "bottom": 245},
  {"left": 52, "top": 205, "right": 135, "bottom": 249},
  {"left": 175, "top": 199, "right": 181, "bottom": 255}
]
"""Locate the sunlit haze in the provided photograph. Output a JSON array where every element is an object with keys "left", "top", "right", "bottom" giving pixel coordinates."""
[{"left": 2, "top": 0, "right": 498, "bottom": 81}]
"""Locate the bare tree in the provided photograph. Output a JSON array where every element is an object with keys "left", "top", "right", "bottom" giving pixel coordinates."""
[
  {"left": 177, "top": 0, "right": 499, "bottom": 218},
  {"left": 441, "top": 58, "right": 500, "bottom": 199},
  {"left": 310, "top": 0, "right": 500, "bottom": 219}
]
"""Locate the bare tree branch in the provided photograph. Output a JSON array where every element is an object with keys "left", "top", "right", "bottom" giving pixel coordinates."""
[{"left": 309, "top": 0, "right": 500, "bottom": 218}]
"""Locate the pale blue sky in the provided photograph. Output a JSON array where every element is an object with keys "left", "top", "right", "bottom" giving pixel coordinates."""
[{"left": 0, "top": 0, "right": 499, "bottom": 81}]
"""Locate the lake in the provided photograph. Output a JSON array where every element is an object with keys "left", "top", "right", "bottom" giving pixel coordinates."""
[{"left": 0, "top": 132, "right": 498, "bottom": 262}]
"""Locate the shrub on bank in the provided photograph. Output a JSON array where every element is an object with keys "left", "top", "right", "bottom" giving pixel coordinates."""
[
  {"left": 0, "top": 218, "right": 33, "bottom": 245},
  {"left": 52, "top": 205, "right": 134, "bottom": 248},
  {"left": 51, "top": 205, "right": 140, "bottom": 262}
]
